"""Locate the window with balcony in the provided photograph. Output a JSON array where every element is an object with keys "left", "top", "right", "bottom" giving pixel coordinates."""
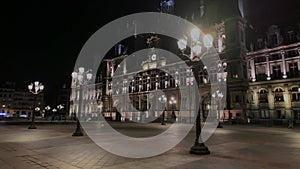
[{"left": 274, "top": 88, "right": 284, "bottom": 102}]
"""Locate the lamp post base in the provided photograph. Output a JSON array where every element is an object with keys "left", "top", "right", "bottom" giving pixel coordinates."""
[
  {"left": 72, "top": 120, "right": 83, "bottom": 136},
  {"left": 217, "top": 122, "right": 223, "bottom": 128},
  {"left": 28, "top": 125, "right": 37, "bottom": 129},
  {"left": 190, "top": 142, "right": 210, "bottom": 155},
  {"left": 72, "top": 130, "right": 83, "bottom": 136}
]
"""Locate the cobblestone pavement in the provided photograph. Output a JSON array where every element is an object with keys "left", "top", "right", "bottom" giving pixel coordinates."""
[{"left": 0, "top": 123, "right": 299, "bottom": 169}]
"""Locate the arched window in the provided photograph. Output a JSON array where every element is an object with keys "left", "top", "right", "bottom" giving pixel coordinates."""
[
  {"left": 291, "top": 87, "right": 300, "bottom": 101},
  {"left": 259, "top": 89, "right": 268, "bottom": 103},
  {"left": 274, "top": 88, "right": 284, "bottom": 102}
]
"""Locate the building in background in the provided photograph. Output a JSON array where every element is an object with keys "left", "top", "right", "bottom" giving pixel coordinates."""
[
  {"left": 0, "top": 81, "right": 44, "bottom": 118},
  {"left": 0, "top": 82, "right": 15, "bottom": 116},
  {"left": 247, "top": 24, "right": 300, "bottom": 124},
  {"left": 69, "top": 0, "right": 251, "bottom": 122}
]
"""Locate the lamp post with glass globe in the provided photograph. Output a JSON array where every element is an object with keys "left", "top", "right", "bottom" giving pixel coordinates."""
[
  {"left": 212, "top": 90, "right": 224, "bottom": 128},
  {"left": 71, "top": 67, "right": 93, "bottom": 136},
  {"left": 169, "top": 97, "right": 176, "bottom": 122},
  {"left": 216, "top": 61, "right": 231, "bottom": 124},
  {"left": 158, "top": 95, "right": 167, "bottom": 125},
  {"left": 28, "top": 81, "right": 44, "bottom": 129},
  {"left": 45, "top": 105, "right": 51, "bottom": 120},
  {"left": 57, "top": 104, "right": 64, "bottom": 121},
  {"left": 177, "top": 28, "right": 213, "bottom": 155},
  {"left": 52, "top": 108, "right": 57, "bottom": 122}
]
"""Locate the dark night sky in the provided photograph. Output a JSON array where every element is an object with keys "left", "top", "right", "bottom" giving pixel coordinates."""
[{"left": 8, "top": 0, "right": 300, "bottom": 104}]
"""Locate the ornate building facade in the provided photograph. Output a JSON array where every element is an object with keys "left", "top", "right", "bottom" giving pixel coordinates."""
[
  {"left": 247, "top": 24, "right": 300, "bottom": 123},
  {"left": 69, "top": 0, "right": 252, "bottom": 122}
]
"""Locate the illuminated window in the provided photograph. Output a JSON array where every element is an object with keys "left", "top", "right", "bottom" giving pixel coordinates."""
[
  {"left": 259, "top": 89, "right": 268, "bottom": 103},
  {"left": 291, "top": 87, "right": 300, "bottom": 101},
  {"left": 274, "top": 88, "right": 284, "bottom": 102}
]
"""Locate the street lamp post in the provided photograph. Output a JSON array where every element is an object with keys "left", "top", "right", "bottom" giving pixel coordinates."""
[
  {"left": 57, "top": 104, "right": 64, "bottom": 121},
  {"left": 45, "top": 105, "right": 51, "bottom": 120},
  {"left": 28, "top": 81, "right": 44, "bottom": 129},
  {"left": 71, "top": 67, "right": 93, "bottom": 136},
  {"left": 212, "top": 90, "right": 224, "bottom": 128},
  {"left": 158, "top": 94, "right": 167, "bottom": 125},
  {"left": 169, "top": 97, "right": 176, "bottom": 122},
  {"left": 52, "top": 108, "right": 57, "bottom": 122},
  {"left": 177, "top": 28, "right": 213, "bottom": 155}
]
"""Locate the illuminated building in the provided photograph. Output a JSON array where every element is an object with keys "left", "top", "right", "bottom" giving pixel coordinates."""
[
  {"left": 246, "top": 24, "right": 300, "bottom": 123},
  {"left": 69, "top": 0, "right": 251, "bottom": 122}
]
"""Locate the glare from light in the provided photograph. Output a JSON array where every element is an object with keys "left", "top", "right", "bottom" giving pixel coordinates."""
[
  {"left": 192, "top": 44, "right": 202, "bottom": 55},
  {"left": 177, "top": 39, "right": 187, "bottom": 51},
  {"left": 191, "top": 28, "right": 200, "bottom": 41},
  {"left": 203, "top": 34, "right": 213, "bottom": 48}
]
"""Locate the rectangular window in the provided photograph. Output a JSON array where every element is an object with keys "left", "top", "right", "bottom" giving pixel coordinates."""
[
  {"left": 289, "top": 62, "right": 299, "bottom": 78},
  {"left": 272, "top": 65, "right": 281, "bottom": 79}
]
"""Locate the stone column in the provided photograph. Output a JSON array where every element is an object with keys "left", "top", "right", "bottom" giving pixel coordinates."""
[
  {"left": 250, "top": 57, "right": 256, "bottom": 81},
  {"left": 111, "top": 62, "right": 114, "bottom": 77},
  {"left": 106, "top": 61, "right": 110, "bottom": 95},
  {"left": 123, "top": 58, "right": 127, "bottom": 75},
  {"left": 266, "top": 54, "right": 271, "bottom": 80},
  {"left": 281, "top": 51, "right": 287, "bottom": 78}
]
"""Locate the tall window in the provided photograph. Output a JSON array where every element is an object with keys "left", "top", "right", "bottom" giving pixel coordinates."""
[
  {"left": 272, "top": 64, "right": 281, "bottom": 79},
  {"left": 270, "top": 34, "right": 278, "bottom": 46},
  {"left": 289, "top": 62, "right": 299, "bottom": 78},
  {"left": 256, "top": 66, "right": 266, "bottom": 81},
  {"left": 287, "top": 31, "right": 295, "bottom": 43},
  {"left": 259, "top": 89, "right": 268, "bottom": 103},
  {"left": 274, "top": 88, "right": 284, "bottom": 102},
  {"left": 260, "top": 110, "right": 269, "bottom": 119},
  {"left": 291, "top": 87, "right": 300, "bottom": 101}
]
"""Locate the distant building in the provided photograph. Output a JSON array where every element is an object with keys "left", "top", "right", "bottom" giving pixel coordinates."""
[
  {"left": 0, "top": 82, "right": 15, "bottom": 115},
  {"left": 0, "top": 81, "right": 44, "bottom": 117},
  {"left": 246, "top": 24, "right": 300, "bottom": 123},
  {"left": 13, "top": 91, "right": 44, "bottom": 117}
]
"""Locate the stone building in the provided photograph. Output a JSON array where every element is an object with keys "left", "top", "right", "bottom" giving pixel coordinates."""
[
  {"left": 0, "top": 82, "right": 44, "bottom": 117},
  {"left": 69, "top": 0, "right": 251, "bottom": 122},
  {"left": 246, "top": 24, "right": 300, "bottom": 123}
]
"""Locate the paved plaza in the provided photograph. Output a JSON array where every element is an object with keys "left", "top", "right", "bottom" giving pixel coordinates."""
[{"left": 0, "top": 122, "right": 299, "bottom": 169}]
